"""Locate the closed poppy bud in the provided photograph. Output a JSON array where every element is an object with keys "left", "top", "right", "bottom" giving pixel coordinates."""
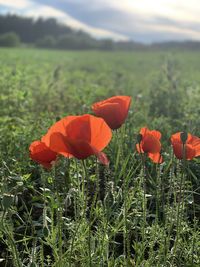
[
  {"left": 136, "top": 127, "right": 163, "bottom": 163},
  {"left": 171, "top": 132, "right": 200, "bottom": 160},
  {"left": 29, "top": 140, "right": 57, "bottom": 169},
  {"left": 137, "top": 133, "right": 143, "bottom": 143},
  {"left": 92, "top": 95, "right": 131, "bottom": 130},
  {"left": 180, "top": 132, "right": 188, "bottom": 144}
]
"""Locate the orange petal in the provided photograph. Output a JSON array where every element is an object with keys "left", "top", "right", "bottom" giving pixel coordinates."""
[
  {"left": 66, "top": 138, "right": 95, "bottom": 159},
  {"left": 189, "top": 135, "right": 200, "bottom": 146},
  {"left": 65, "top": 114, "right": 91, "bottom": 142},
  {"left": 171, "top": 132, "right": 192, "bottom": 145},
  {"left": 150, "top": 130, "right": 162, "bottom": 140},
  {"left": 171, "top": 132, "right": 182, "bottom": 144},
  {"left": 136, "top": 143, "right": 144, "bottom": 153},
  {"left": 92, "top": 96, "right": 131, "bottom": 130},
  {"left": 29, "top": 140, "right": 57, "bottom": 169},
  {"left": 42, "top": 116, "right": 77, "bottom": 147},
  {"left": 194, "top": 146, "right": 200, "bottom": 157},
  {"left": 92, "top": 102, "right": 123, "bottom": 129},
  {"left": 46, "top": 132, "right": 72, "bottom": 158},
  {"left": 140, "top": 127, "right": 150, "bottom": 136},
  {"left": 142, "top": 134, "right": 161, "bottom": 153},
  {"left": 172, "top": 143, "right": 195, "bottom": 160},
  {"left": 89, "top": 115, "right": 112, "bottom": 151},
  {"left": 148, "top": 152, "right": 163, "bottom": 163}
]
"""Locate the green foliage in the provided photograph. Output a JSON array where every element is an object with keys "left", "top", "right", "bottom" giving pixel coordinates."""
[
  {"left": 0, "top": 48, "right": 200, "bottom": 266},
  {"left": 35, "top": 35, "right": 56, "bottom": 49},
  {"left": 0, "top": 32, "right": 20, "bottom": 47}
]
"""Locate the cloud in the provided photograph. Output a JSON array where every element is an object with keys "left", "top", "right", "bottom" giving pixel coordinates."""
[
  {"left": 29, "top": 0, "right": 200, "bottom": 42},
  {"left": 0, "top": 0, "right": 32, "bottom": 9},
  {"left": 23, "top": 5, "right": 128, "bottom": 40}
]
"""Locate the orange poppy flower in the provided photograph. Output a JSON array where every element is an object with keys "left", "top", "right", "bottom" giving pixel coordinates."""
[
  {"left": 171, "top": 132, "right": 200, "bottom": 160},
  {"left": 92, "top": 96, "right": 131, "bottom": 130},
  {"left": 29, "top": 140, "right": 57, "bottom": 169},
  {"left": 136, "top": 127, "right": 162, "bottom": 163},
  {"left": 42, "top": 114, "right": 112, "bottom": 165}
]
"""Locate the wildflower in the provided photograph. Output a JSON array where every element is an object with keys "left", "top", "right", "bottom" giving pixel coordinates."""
[
  {"left": 171, "top": 132, "right": 200, "bottom": 160},
  {"left": 29, "top": 140, "right": 57, "bottom": 169},
  {"left": 92, "top": 95, "right": 131, "bottom": 130},
  {"left": 136, "top": 127, "right": 162, "bottom": 163},
  {"left": 42, "top": 114, "right": 112, "bottom": 165}
]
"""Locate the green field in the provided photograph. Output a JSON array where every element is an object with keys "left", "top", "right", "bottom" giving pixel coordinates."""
[{"left": 0, "top": 48, "right": 200, "bottom": 266}]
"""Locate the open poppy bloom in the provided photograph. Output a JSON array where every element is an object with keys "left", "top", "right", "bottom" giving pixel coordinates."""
[
  {"left": 29, "top": 140, "right": 58, "bottom": 169},
  {"left": 171, "top": 132, "right": 200, "bottom": 160},
  {"left": 136, "top": 127, "right": 162, "bottom": 163},
  {"left": 42, "top": 114, "right": 112, "bottom": 165},
  {"left": 92, "top": 95, "right": 131, "bottom": 130}
]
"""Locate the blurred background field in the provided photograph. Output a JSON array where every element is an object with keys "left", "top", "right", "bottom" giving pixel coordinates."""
[{"left": 1, "top": 48, "right": 200, "bottom": 155}]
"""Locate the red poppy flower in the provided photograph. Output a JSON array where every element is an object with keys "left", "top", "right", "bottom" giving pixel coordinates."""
[
  {"left": 42, "top": 114, "right": 112, "bottom": 165},
  {"left": 92, "top": 96, "right": 131, "bottom": 130},
  {"left": 171, "top": 132, "right": 200, "bottom": 160},
  {"left": 29, "top": 140, "right": 57, "bottom": 169},
  {"left": 136, "top": 127, "right": 162, "bottom": 163}
]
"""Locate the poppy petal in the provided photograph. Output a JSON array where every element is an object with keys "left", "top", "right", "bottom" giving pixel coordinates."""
[
  {"left": 42, "top": 116, "right": 77, "bottom": 147},
  {"left": 89, "top": 115, "right": 112, "bottom": 151},
  {"left": 29, "top": 140, "right": 57, "bottom": 169},
  {"left": 150, "top": 130, "right": 162, "bottom": 140},
  {"left": 92, "top": 96, "right": 131, "bottom": 130},
  {"left": 46, "top": 132, "right": 73, "bottom": 158},
  {"left": 194, "top": 146, "right": 200, "bottom": 157},
  {"left": 142, "top": 134, "right": 161, "bottom": 153},
  {"left": 148, "top": 152, "right": 163, "bottom": 163},
  {"left": 92, "top": 102, "right": 123, "bottom": 129},
  {"left": 66, "top": 139, "right": 95, "bottom": 159},
  {"left": 136, "top": 143, "right": 144, "bottom": 153},
  {"left": 140, "top": 127, "right": 149, "bottom": 136},
  {"left": 171, "top": 132, "right": 182, "bottom": 144},
  {"left": 171, "top": 132, "right": 192, "bottom": 144},
  {"left": 65, "top": 115, "right": 91, "bottom": 142},
  {"left": 172, "top": 143, "right": 195, "bottom": 160}
]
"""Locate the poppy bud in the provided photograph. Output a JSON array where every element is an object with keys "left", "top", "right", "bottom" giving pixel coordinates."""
[
  {"left": 137, "top": 133, "right": 143, "bottom": 143},
  {"left": 180, "top": 132, "right": 188, "bottom": 144}
]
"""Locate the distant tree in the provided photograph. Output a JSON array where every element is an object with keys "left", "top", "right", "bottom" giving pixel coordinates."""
[
  {"left": 36, "top": 35, "right": 56, "bottom": 48},
  {"left": 0, "top": 32, "right": 20, "bottom": 47},
  {"left": 0, "top": 15, "right": 72, "bottom": 43},
  {"left": 99, "top": 39, "right": 114, "bottom": 50},
  {"left": 56, "top": 34, "right": 97, "bottom": 50}
]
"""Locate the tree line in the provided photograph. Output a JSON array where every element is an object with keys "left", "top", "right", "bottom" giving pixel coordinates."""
[
  {"left": 0, "top": 14, "right": 121, "bottom": 50},
  {"left": 0, "top": 14, "right": 200, "bottom": 50}
]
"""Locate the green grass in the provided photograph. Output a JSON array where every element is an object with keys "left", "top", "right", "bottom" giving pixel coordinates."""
[{"left": 0, "top": 47, "right": 200, "bottom": 266}]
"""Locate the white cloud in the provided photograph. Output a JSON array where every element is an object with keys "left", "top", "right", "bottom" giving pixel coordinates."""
[
  {"left": 107, "top": 0, "right": 200, "bottom": 24},
  {"left": 25, "top": 4, "right": 128, "bottom": 40},
  {"left": 0, "top": 0, "right": 32, "bottom": 9}
]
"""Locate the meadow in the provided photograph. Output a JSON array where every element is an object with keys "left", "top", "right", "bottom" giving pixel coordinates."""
[{"left": 0, "top": 48, "right": 200, "bottom": 266}]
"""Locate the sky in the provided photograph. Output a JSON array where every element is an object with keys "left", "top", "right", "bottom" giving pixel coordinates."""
[{"left": 0, "top": 0, "right": 200, "bottom": 43}]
